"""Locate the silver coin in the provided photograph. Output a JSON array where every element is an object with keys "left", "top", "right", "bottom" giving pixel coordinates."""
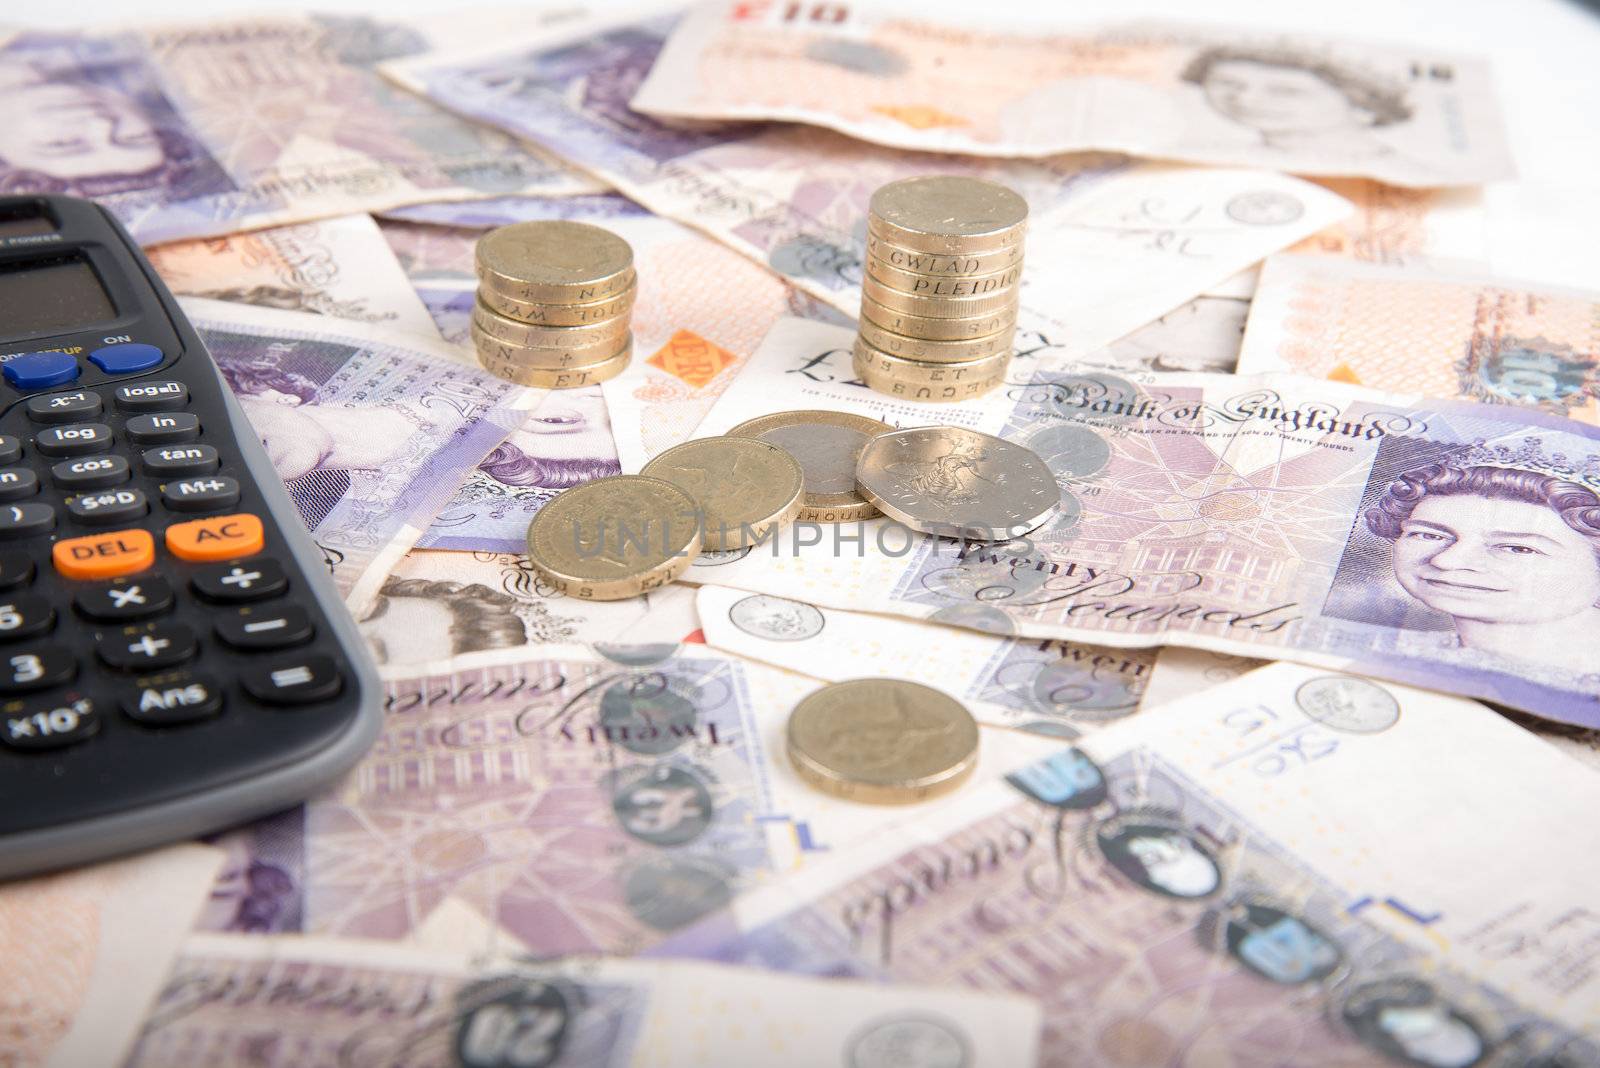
[
  {"left": 1294, "top": 676, "right": 1401, "bottom": 733},
  {"left": 728, "top": 594, "right": 825, "bottom": 642},
  {"left": 848, "top": 1014, "right": 971, "bottom": 1068},
  {"left": 855, "top": 426, "right": 1059, "bottom": 541}
]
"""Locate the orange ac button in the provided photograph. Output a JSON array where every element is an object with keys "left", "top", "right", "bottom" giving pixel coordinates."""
[
  {"left": 54, "top": 529, "right": 156, "bottom": 580},
  {"left": 166, "top": 513, "right": 265, "bottom": 562}
]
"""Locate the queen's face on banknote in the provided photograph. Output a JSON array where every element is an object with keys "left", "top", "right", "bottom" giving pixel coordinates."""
[
  {"left": 1181, "top": 47, "right": 1410, "bottom": 157},
  {"left": 0, "top": 65, "right": 165, "bottom": 185},
  {"left": 1367, "top": 463, "right": 1600, "bottom": 671},
  {"left": 1098, "top": 822, "right": 1221, "bottom": 899}
]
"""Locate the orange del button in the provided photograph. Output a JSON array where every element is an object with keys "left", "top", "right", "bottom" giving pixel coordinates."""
[
  {"left": 166, "top": 513, "right": 265, "bottom": 562},
  {"left": 54, "top": 529, "right": 156, "bottom": 580}
]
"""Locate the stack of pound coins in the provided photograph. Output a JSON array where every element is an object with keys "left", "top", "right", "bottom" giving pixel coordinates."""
[
  {"left": 472, "top": 221, "right": 636, "bottom": 388},
  {"left": 856, "top": 175, "right": 1028, "bottom": 403}
]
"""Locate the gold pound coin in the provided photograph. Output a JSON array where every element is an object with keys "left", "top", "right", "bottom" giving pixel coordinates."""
[
  {"left": 853, "top": 336, "right": 1012, "bottom": 382},
  {"left": 478, "top": 283, "right": 636, "bottom": 327},
  {"left": 851, "top": 346, "right": 1009, "bottom": 403},
  {"left": 725, "top": 410, "right": 893, "bottom": 523},
  {"left": 856, "top": 319, "right": 1015, "bottom": 363},
  {"left": 861, "top": 274, "right": 1020, "bottom": 319},
  {"left": 864, "top": 231, "right": 1023, "bottom": 275},
  {"left": 865, "top": 256, "right": 1022, "bottom": 298},
  {"left": 472, "top": 297, "right": 631, "bottom": 351},
  {"left": 859, "top": 292, "right": 1018, "bottom": 340},
  {"left": 475, "top": 221, "right": 635, "bottom": 303},
  {"left": 786, "top": 679, "right": 979, "bottom": 804},
  {"left": 641, "top": 436, "right": 805, "bottom": 550},
  {"left": 525, "top": 474, "right": 701, "bottom": 600},
  {"left": 867, "top": 176, "right": 1028, "bottom": 254},
  {"left": 476, "top": 336, "right": 633, "bottom": 388}
]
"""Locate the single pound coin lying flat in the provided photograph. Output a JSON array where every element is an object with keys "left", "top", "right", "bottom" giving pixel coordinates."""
[
  {"left": 726, "top": 410, "right": 893, "bottom": 523},
  {"left": 786, "top": 678, "right": 980, "bottom": 804},
  {"left": 856, "top": 426, "right": 1059, "bottom": 541},
  {"left": 641, "top": 436, "right": 805, "bottom": 550},
  {"left": 526, "top": 475, "right": 701, "bottom": 600}
]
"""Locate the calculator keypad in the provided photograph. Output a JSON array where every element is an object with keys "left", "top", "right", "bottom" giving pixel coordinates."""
[{"left": 0, "top": 368, "right": 351, "bottom": 788}]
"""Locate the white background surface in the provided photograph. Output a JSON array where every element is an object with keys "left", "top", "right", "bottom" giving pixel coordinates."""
[{"left": 11, "top": 0, "right": 1599, "bottom": 285}]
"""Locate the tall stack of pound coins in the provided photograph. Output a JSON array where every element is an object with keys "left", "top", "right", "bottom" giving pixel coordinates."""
[
  {"left": 856, "top": 175, "right": 1028, "bottom": 403},
  {"left": 472, "top": 221, "right": 636, "bottom": 388}
]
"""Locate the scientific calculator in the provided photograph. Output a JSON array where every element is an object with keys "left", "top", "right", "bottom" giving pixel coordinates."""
[{"left": 0, "top": 195, "right": 381, "bottom": 879}]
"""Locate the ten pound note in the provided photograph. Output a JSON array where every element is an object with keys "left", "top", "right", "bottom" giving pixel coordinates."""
[
  {"left": 632, "top": 1, "right": 1514, "bottom": 187},
  {"left": 695, "top": 318, "right": 1600, "bottom": 729},
  {"left": 1239, "top": 254, "right": 1600, "bottom": 426}
]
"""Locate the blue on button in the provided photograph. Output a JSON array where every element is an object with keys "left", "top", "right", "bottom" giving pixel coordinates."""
[
  {"left": 3, "top": 351, "right": 80, "bottom": 390},
  {"left": 89, "top": 343, "right": 164, "bottom": 375}
]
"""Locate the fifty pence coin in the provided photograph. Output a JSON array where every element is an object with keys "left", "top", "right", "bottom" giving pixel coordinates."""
[
  {"left": 867, "top": 175, "right": 1029, "bottom": 254},
  {"left": 856, "top": 426, "right": 1059, "bottom": 540},
  {"left": 641, "top": 436, "right": 805, "bottom": 550},
  {"left": 726, "top": 409, "right": 893, "bottom": 523},
  {"left": 786, "top": 678, "right": 980, "bottom": 804},
  {"left": 525, "top": 474, "right": 701, "bottom": 600},
  {"left": 476, "top": 220, "right": 635, "bottom": 303}
]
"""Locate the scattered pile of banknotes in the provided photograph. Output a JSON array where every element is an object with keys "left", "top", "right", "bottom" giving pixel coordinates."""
[{"left": 7, "top": 4, "right": 1600, "bottom": 1066}]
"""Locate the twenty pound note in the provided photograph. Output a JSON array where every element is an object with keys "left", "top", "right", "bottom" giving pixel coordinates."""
[
  {"left": 696, "top": 318, "right": 1600, "bottom": 728},
  {"left": 634, "top": 2, "right": 1513, "bottom": 187},
  {"left": 129, "top": 936, "right": 1040, "bottom": 1068},
  {"left": 660, "top": 663, "right": 1600, "bottom": 1066},
  {"left": 182, "top": 298, "right": 538, "bottom": 615},
  {"left": 0, "top": 13, "right": 598, "bottom": 244}
]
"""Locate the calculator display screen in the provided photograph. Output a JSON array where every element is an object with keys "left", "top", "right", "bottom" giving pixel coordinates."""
[{"left": 0, "top": 255, "right": 116, "bottom": 338}]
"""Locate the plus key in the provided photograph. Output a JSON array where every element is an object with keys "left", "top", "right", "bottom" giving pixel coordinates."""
[
  {"left": 97, "top": 622, "right": 198, "bottom": 670},
  {"left": 191, "top": 558, "right": 287, "bottom": 603}
]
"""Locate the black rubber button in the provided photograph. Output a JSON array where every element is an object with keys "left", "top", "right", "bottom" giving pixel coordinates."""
[
  {"left": 0, "top": 436, "right": 20, "bottom": 466},
  {"left": 35, "top": 423, "right": 112, "bottom": 457},
  {"left": 162, "top": 476, "right": 240, "bottom": 513},
  {"left": 52, "top": 455, "right": 129, "bottom": 490},
  {"left": 0, "top": 594, "right": 53, "bottom": 643},
  {"left": 66, "top": 488, "right": 148, "bottom": 526},
  {"left": 0, "top": 646, "right": 76, "bottom": 694},
  {"left": 0, "top": 552, "right": 34, "bottom": 590},
  {"left": 114, "top": 380, "right": 188, "bottom": 412},
  {"left": 75, "top": 576, "right": 175, "bottom": 622},
  {"left": 142, "top": 444, "right": 219, "bottom": 477},
  {"left": 126, "top": 412, "right": 200, "bottom": 444},
  {"left": 1, "top": 693, "right": 99, "bottom": 751},
  {"left": 97, "top": 622, "right": 199, "bottom": 671},
  {"left": 215, "top": 605, "right": 314, "bottom": 651},
  {"left": 120, "top": 670, "right": 223, "bottom": 726},
  {"left": 0, "top": 504, "right": 55, "bottom": 539},
  {"left": 0, "top": 468, "right": 38, "bottom": 502},
  {"left": 191, "top": 558, "right": 288, "bottom": 603},
  {"left": 26, "top": 390, "right": 102, "bottom": 424},
  {"left": 241, "top": 654, "right": 343, "bottom": 706}
]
